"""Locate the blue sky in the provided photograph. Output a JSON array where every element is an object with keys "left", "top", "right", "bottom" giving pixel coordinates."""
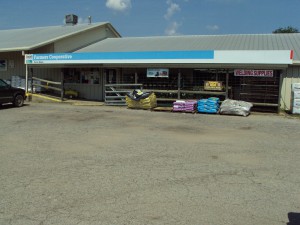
[{"left": 0, "top": 0, "right": 299, "bottom": 37}]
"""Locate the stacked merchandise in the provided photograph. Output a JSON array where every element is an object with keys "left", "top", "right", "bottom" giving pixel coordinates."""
[
  {"left": 197, "top": 97, "right": 220, "bottom": 114},
  {"left": 32, "top": 80, "right": 42, "bottom": 93},
  {"left": 11, "top": 75, "right": 41, "bottom": 93},
  {"left": 11, "top": 75, "right": 26, "bottom": 89},
  {"left": 126, "top": 90, "right": 157, "bottom": 109},
  {"left": 173, "top": 100, "right": 197, "bottom": 112},
  {"left": 219, "top": 99, "right": 253, "bottom": 117},
  {"left": 291, "top": 83, "right": 300, "bottom": 114},
  {"left": 173, "top": 100, "right": 185, "bottom": 112},
  {"left": 185, "top": 100, "right": 197, "bottom": 112}
]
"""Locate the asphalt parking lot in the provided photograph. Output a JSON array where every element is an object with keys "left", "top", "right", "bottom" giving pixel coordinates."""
[{"left": 0, "top": 102, "right": 300, "bottom": 225}]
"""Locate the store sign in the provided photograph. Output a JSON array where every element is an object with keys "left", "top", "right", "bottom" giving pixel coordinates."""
[
  {"left": 25, "top": 51, "right": 214, "bottom": 65},
  {"left": 234, "top": 69, "right": 273, "bottom": 77},
  {"left": 25, "top": 50, "right": 292, "bottom": 65},
  {"left": 147, "top": 68, "right": 169, "bottom": 78},
  {"left": 204, "top": 81, "right": 223, "bottom": 91}
]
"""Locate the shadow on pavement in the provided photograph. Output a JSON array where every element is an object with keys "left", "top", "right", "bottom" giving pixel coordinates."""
[
  {"left": 287, "top": 212, "right": 300, "bottom": 225},
  {"left": 0, "top": 103, "right": 29, "bottom": 110}
]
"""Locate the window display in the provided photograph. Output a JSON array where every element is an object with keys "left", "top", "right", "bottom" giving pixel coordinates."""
[{"left": 63, "top": 68, "right": 100, "bottom": 84}]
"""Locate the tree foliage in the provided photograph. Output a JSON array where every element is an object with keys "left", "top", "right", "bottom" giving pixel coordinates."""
[{"left": 272, "top": 26, "right": 299, "bottom": 33}]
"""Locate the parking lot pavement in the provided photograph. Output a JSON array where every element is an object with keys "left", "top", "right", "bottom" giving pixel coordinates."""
[{"left": 0, "top": 102, "right": 300, "bottom": 225}]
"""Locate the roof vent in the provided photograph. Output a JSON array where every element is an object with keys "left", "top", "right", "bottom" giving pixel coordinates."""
[{"left": 65, "top": 14, "right": 78, "bottom": 25}]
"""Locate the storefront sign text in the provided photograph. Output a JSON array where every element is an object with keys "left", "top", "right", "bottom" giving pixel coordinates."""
[{"left": 234, "top": 70, "right": 273, "bottom": 77}]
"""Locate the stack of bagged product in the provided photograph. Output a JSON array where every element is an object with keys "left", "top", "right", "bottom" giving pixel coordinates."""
[
  {"left": 173, "top": 100, "right": 197, "bottom": 112},
  {"left": 219, "top": 99, "right": 253, "bottom": 117},
  {"left": 291, "top": 83, "right": 300, "bottom": 114},
  {"left": 173, "top": 100, "right": 186, "bottom": 112},
  {"left": 197, "top": 97, "right": 220, "bottom": 114},
  {"left": 11, "top": 75, "right": 26, "bottom": 89},
  {"left": 126, "top": 89, "right": 157, "bottom": 109},
  {"left": 11, "top": 75, "right": 41, "bottom": 93},
  {"left": 185, "top": 100, "right": 197, "bottom": 112}
]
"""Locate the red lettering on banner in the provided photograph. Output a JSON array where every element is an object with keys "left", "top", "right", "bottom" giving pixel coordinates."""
[{"left": 234, "top": 69, "right": 273, "bottom": 77}]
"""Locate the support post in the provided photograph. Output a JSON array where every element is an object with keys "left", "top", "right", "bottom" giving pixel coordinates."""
[
  {"left": 177, "top": 72, "right": 181, "bottom": 99},
  {"left": 135, "top": 72, "right": 140, "bottom": 90},
  {"left": 61, "top": 71, "right": 64, "bottom": 101},
  {"left": 225, "top": 71, "right": 229, "bottom": 99},
  {"left": 278, "top": 69, "right": 285, "bottom": 114},
  {"left": 135, "top": 72, "right": 138, "bottom": 84},
  {"left": 30, "top": 69, "right": 33, "bottom": 100},
  {"left": 103, "top": 69, "right": 107, "bottom": 102}
]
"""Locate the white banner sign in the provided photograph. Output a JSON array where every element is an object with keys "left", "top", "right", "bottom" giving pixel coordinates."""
[
  {"left": 234, "top": 69, "right": 273, "bottom": 77},
  {"left": 147, "top": 68, "right": 169, "bottom": 78}
]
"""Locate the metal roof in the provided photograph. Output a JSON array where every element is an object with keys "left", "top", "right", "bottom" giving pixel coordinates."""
[
  {"left": 0, "top": 22, "right": 120, "bottom": 52},
  {"left": 76, "top": 34, "right": 300, "bottom": 61}
]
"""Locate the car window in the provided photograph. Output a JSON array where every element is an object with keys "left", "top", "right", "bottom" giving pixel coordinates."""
[{"left": 0, "top": 79, "right": 9, "bottom": 88}]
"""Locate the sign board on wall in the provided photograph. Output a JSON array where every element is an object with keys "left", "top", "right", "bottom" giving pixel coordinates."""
[
  {"left": 234, "top": 69, "right": 274, "bottom": 77},
  {"left": 25, "top": 51, "right": 214, "bottom": 65},
  {"left": 204, "top": 81, "right": 223, "bottom": 91},
  {"left": 0, "top": 59, "right": 7, "bottom": 71},
  {"left": 25, "top": 50, "right": 292, "bottom": 65},
  {"left": 147, "top": 68, "right": 169, "bottom": 78}
]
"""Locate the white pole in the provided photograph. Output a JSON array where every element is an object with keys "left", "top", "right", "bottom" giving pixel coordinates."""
[{"left": 25, "top": 64, "right": 28, "bottom": 93}]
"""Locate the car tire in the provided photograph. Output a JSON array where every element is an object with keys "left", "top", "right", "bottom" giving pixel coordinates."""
[{"left": 14, "top": 95, "right": 24, "bottom": 107}]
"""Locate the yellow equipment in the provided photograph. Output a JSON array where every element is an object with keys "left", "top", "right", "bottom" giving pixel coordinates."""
[{"left": 65, "top": 89, "right": 79, "bottom": 99}]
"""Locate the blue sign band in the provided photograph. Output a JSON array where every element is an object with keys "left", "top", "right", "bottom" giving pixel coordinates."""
[{"left": 31, "top": 50, "right": 214, "bottom": 61}]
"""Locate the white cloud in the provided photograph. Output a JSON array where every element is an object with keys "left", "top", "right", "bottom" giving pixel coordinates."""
[
  {"left": 106, "top": 0, "right": 131, "bottom": 12},
  {"left": 77, "top": 17, "right": 90, "bottom": 24},
  {"left": 165, "top": 22, "right": 181, "bottom": 35},
  {"left": 164, "top": 0, "right": 181, "bottom": 20},
  {"left": 206, "top": 25, "right": 219, "bottom": 31}
]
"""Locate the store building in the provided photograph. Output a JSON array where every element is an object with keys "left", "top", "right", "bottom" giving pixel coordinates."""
[
  {"left": 0, "top": 19, "right": 120, "bottom": 89},
  {"left": 25, "top": 34, "right": 300, "bottom": 112}
]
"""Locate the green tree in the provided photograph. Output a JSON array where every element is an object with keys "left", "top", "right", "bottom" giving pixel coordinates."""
[{"left": 272, "top": 26, "right": 299, "bottom": 33}]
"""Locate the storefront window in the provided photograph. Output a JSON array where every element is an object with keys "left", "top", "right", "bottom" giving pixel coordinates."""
[{"left": 63, "top": 68, "right": 100, "bottom": 84}]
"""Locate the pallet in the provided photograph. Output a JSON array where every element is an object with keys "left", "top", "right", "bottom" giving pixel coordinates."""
[
  {"left": 152, "top": 107, "right": 173, "bottom": 112},
  {"left": 172, "top": 110, "right": 197, "bottom": 114},
  {"left": 127, "top": 107, "right": 152, "bottom": 111}
]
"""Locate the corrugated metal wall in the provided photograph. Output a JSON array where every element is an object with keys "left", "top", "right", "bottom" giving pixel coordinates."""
[
  {"left": 31, "top": 68, "right": 62, "bottom": 81},
  {"left": 0, "top": 24, "right": 115, "bottom": 82},
  {"left": 0, "top": 44, "right": 55, "bottom": 81},
  {"left": 280, "top": 66, "right": 300, "bottom": 111},
  {"left": 30, "top": 44, "right": 54, "bottom": 54},
  {"left": 64, "top": 84, "right": 103, "bottom": 100},
  {"left": 0, "top": 52, "right": 25, "bottom": 80},
  {"left": 29, "top": 44, "right": 63, "bottom": 82},
  {"left": 55, "top": 25, "right": 115, "bottom": 52}
]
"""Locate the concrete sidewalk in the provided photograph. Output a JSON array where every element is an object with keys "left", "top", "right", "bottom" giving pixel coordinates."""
[{"left": 27, "top": 93, "right": 105, "bottom": 106}]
